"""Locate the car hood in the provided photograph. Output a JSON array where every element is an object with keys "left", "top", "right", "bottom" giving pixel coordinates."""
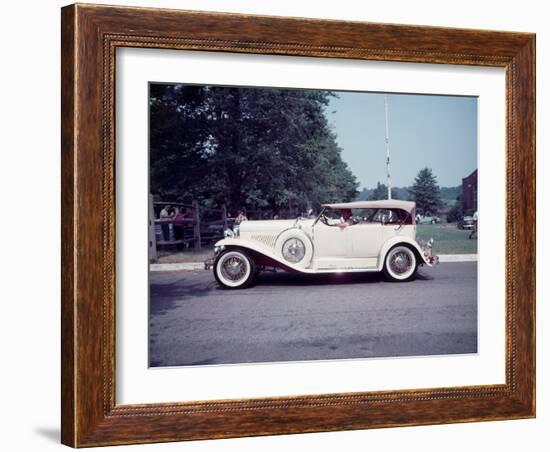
[{"left": 239, "top": 218, "right": 314, "bottom": 233}]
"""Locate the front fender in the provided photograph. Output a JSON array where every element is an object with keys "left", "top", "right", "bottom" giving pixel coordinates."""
[
  {"left": 213, "top": 237, "right": 310, "bottom": 272},
  {"left": 377, "top": 236, "right": 432, "bottom": 270},
  {"left": 214, "top": 237, "right": 272, "bottom": 254}
]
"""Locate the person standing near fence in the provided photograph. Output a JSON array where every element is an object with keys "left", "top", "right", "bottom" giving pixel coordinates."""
[
  {"left": 173, "top": 207, "right": 186, "bottom": 250},
  {"left": 159, "top": 204, "right": 173, "bottom": 241},
  {"left": 236, "top": 210, "right": 248, "bottom": 223}
]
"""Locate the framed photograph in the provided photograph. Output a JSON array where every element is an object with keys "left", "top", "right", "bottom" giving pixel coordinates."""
[{"left": 61, "top": 3, "right": 535, "bottom": 447}]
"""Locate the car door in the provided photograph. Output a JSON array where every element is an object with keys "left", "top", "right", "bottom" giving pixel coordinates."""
[
  {"left": 345, "top": 223, "right": 383, "bottom": 258},
  {"left": 312, "top": 221, "right": 349, "bottom": 258}
]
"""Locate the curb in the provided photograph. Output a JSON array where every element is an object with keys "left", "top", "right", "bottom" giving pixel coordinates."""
[
  {"left": 438, "top": 254, "right": 478, "bottom": 263},
  {"left": 150, "top": 254, "right": 478, "bottom": 272},
  {"left": 150, "top": 262, "right": 206, "bottom": 271}
]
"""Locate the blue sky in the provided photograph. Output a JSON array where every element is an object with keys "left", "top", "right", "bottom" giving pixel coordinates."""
[{"left": 326, "top": 92, "right": 477, "bottom": 189}]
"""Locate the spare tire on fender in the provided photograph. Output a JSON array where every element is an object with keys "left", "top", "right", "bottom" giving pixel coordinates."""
[{"left": 274, "top": 229, "right": 313, "bottom": 270}]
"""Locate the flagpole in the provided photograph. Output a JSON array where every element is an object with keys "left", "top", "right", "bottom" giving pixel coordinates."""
[{"left": 384, "top": 94, "right": 392, "bottom": 200}]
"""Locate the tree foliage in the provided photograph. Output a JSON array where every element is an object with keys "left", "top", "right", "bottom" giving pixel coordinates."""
[
  {"left": 149, "top": 84, "right": 358, "bottom": 215},
  {"left": 367, "top": 182, "right": 396, "bottom": 200},
  {"left": 409, "top": 168, "right": 442, "bottom": 215},
  {"left": 369, "top": 182, "right": 389, "bottom": 200},
  {"left": 440, "top": 185, "right": 461, "bottom": 201},
  {"left": 367, "top": 182, "right": 411, "bottom": 201},
  {"left": 446, "top": 194, "right": 464, "bottom": 223}
]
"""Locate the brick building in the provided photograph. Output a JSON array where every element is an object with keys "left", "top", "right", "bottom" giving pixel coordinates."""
[{"left": 462, "top": 169, "right": 478, "bottom": 213}]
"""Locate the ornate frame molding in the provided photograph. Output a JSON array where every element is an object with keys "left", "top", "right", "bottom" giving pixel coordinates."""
[{"left": 62, "top": 4, "right": 535, "bottom": 447}]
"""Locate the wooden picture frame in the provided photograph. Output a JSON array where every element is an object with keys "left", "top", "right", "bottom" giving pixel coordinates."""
[{"left": 61, "top": 3, "right": 535, "bottom": 447}]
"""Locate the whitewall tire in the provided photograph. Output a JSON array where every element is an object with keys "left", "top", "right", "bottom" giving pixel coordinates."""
[
  {"left": 214, "top": 249, "right": 256, "bottom": 289},
  {"left": 383, "top": 245, "right": 417, "bottom": 282}
]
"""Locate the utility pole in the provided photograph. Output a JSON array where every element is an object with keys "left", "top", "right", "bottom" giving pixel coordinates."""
[{"left": 384, "top": 94, "right": 392, "bottom": 200}]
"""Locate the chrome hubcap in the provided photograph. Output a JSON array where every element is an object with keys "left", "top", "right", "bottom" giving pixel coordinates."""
[
  {"left": 220, "top": 256, "right": 247, "bottom": 281},
  {"left": 282, "top": 237, "right": 306, "bottom": 263},
  {"left": 390, "top": 250, "right": 412, "bottom": 274}
]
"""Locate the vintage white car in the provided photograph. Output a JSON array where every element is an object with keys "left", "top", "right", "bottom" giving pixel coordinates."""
[{"left": 210, "top": 200, "right": 438, "bottom": 289}]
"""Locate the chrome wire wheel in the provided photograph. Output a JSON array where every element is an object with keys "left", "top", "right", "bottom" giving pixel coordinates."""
[
  {"left": 384, "top": 245, "right": 417, "bottom": 281},
  {"left": 214, "top": 250, "right": 254, "bottom": 289}
]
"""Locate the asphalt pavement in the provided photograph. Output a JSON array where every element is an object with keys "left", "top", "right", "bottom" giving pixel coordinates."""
[{"left": 149, "top": 263, "right": 477, "bottom": 367}]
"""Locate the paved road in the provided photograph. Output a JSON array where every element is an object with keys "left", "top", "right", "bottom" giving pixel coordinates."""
[{"left": 149, "top": 263, "right": 477, "bottom": 367}]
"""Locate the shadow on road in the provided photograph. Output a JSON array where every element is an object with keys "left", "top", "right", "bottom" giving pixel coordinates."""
[
  {"left": 150, "top": 278, "right": 214, "bottom": 315},
  {"left": 252, "top": 271, "right": 384, "bottom": 287},
  {"left": 249, "top": 269, "right": 434, "bottom": 287},
  {"left": 149, "top": 268, "right": 436, "bottom": 307},
  {"left": 414, "top": 270, "right": 434, "bottom": 281}
]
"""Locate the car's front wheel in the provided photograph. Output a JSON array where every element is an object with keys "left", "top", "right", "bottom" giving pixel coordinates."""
[
  {"left": 214, "top": 249, "right": 256, "bottom": 289},
  {"left": 383, "top": 245, "right": 417, "bottom": 282}
]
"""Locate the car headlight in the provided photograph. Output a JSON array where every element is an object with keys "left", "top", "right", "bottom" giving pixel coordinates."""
[
  {"left": 224, "top": 228, "right": 234, "bottom": 238},
  {"left": 233, "top": 225, "right": 240, "bottom": 237}
]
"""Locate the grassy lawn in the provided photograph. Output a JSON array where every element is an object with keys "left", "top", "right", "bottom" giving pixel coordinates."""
[{"left": 416, "top": 224, "right": 477, "bottom": 255}]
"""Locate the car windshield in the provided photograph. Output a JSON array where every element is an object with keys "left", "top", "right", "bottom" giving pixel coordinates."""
[{"left": 321, "top": 208, "right": 411, "bottom": 225}]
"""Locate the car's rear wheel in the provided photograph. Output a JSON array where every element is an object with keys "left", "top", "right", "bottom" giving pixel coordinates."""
[
  {"left": 214, "top": 249, "right": 256, "bottom": 289},
  {"left": 383, "top": 245, "right": 417, "bottom": 282}
]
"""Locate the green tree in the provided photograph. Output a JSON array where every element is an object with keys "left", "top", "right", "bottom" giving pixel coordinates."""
[
  {"left": 440, "top": 185, "right": 461, "bottom": 201},
  {"left": 369, "top": 182, "right": 390, "bottom": 200},
  {"left": 368, "top": 182, "right": 407, "bottom": 201},
  {"left": 149, "top": 84, "right": 358, "bottom": 215},
  {"left": 447, "top": 194, "right": 464, "bottom": 223},
  {"left": 391, "top": 186, "right": 412, "bottom": 201},
  {"left": 409, "top": 168, "right": 442, "bottom": 215}
]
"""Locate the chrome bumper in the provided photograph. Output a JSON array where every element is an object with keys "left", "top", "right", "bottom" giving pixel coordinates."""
[
  {"left": 204, "top": 256, "right": 214, "bottom": 270},
  {"left": 204, "top": 245, "right": 225, "bottom": 270},
  {"left": 421, "top": 238, "right": 439, "bottom": 266}
]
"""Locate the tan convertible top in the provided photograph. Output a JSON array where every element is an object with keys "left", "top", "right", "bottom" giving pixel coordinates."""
[{"left": 322, "top": 200, "right": 416, "bottom": 215}]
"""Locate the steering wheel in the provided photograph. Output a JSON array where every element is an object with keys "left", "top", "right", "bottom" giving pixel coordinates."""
[{"left": 319, "top": 213, "right": 329, "bottom": 225}]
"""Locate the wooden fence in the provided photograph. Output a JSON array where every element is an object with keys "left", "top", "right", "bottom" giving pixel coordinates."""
[
  {"left": 149, "top": 196, "right": 230, "bottom": 260},
  {"left": 148, "top": 196, "right": 289, "bottom": 260}
]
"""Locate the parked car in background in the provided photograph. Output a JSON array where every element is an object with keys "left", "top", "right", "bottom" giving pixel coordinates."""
[
  {"left": 207, "top": 200, "right": 439, "bottom": 289},
  {"left": 416, "top": 215, "right": 441, "bottom": 225},
  {"left": 458, "top": 215, "right": 475, "bottom": 230},
  {"left": 206, "top": 218, "right": 236, "bottom": 235}
]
